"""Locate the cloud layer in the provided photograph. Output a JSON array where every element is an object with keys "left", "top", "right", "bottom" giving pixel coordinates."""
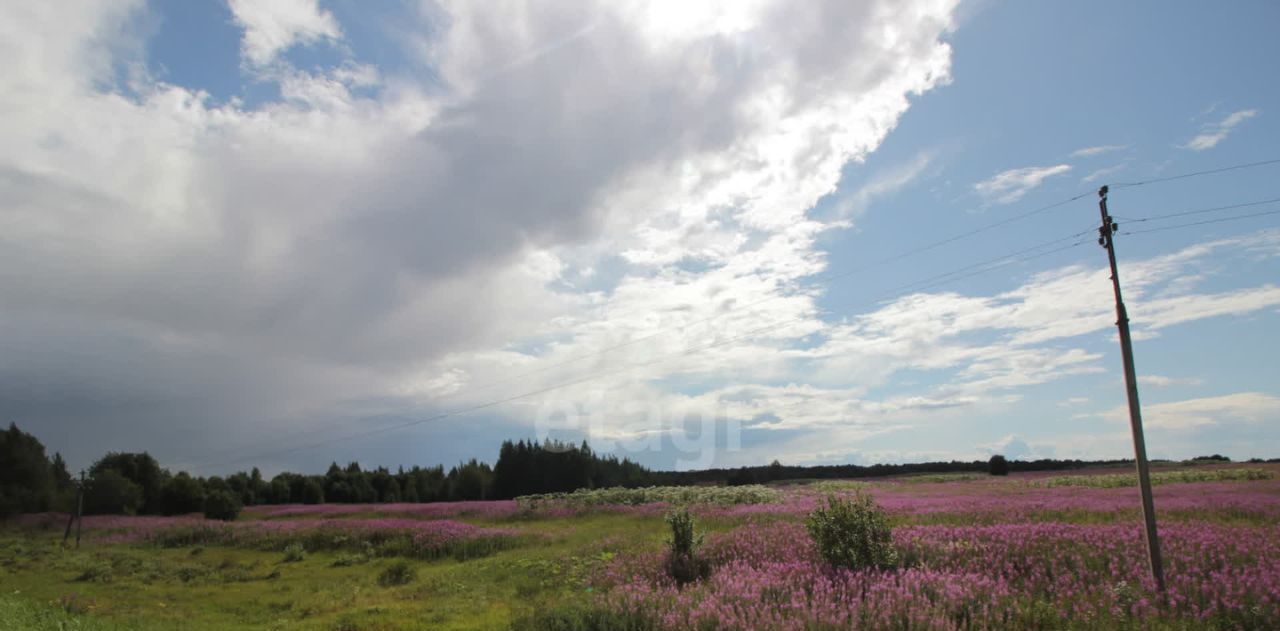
[
  {"left": 0, "top": 0, "right": 960, "bottom": 469},
  {"left": 3, "top": 2, "right": 1277, "bottom": 472}
]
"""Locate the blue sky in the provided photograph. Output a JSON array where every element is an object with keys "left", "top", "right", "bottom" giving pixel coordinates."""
[{"left": 2, "top": 0, "right": 1278, "bottom": 475}]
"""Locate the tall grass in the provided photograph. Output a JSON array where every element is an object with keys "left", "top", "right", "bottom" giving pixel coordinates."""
[
  {"left": 1032, "top": 467, "right": 1272, "bottom": 488},
  {"left": 515, "top": 485, "right": 779, "bottom": 510},
  {"left": 145, "top": 518, "right": 523, "bottom": 561}
]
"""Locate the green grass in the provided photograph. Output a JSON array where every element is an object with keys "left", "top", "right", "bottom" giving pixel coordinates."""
[
  {"left": 0, "top": 512, "right": 670, "bottom": 630},
  {"left": 3, "top": 468, "right": 1275, "bottom": 629}
]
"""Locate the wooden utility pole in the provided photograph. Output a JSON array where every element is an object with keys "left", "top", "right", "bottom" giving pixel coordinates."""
[
  {"left": 62, "top": 469, "right": 85, "bottom": 547},
  {"left": 1097, "top": 185, "right": 1165, "bottom": 592},
  {"left": 74, "top": 470, "right": 85, "bottom": 548}
]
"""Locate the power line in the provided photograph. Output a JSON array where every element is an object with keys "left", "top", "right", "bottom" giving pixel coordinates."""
[
  {"left": 186, "top": 227, "right": 1093, "bottom": 472},
  {"left": 886, "top": 229, "right": 1094, "bottom": 295},
  {"left": 430, "top": 189, "right": 1097, "bottom": 398},
  {"left": 1110, "top": 158, "right": 1280, "bottom": 189},
  {"left": 1111, "top": 196, "right": 1280, "bottom": 224},
  {"left": 1120, "top": 207, "right": 1280, "bottom": 236},
  {"left": 182, "top": 191, "right": 1099, "bottom": 467},
  {"left": 184, "top": 158, "right": 1280, "bottom": 470}
]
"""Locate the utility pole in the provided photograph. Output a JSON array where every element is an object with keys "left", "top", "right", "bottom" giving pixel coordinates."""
[
  {"left": 1097, "top": 185, "right": 1165, "bottom": 592},
  {"left": 62, "top": 469, "right": 85, "bottom": 547},
  {"left": 74, "top": 470, "right": 85, "bottom": 549},
  {"left": 62, "top": 494, "right": 75, "bottom": 546}
]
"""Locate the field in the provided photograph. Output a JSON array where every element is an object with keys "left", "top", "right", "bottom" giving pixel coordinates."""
[{"left": 2, "top": 465, "right": 1278, "bottom": 630}]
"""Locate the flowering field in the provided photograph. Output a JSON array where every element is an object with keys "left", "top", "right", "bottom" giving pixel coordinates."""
[{"left": 2, "top": 465, "right": 1278, "bottom": 630}]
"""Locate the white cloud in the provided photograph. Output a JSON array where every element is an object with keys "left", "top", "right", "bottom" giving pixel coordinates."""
[
  {"left": 1099, "top": 392, "right": 1280, "bottom": 429},
  {"left": 0, "top": 0, "right": 962, "bottom": 469},
  {"left": 227, "top": 0, "right": 343, "bottom": 67},
  {"left": 1182, "top": 108, "right": 1258, "bottom": 151},
  {"left": 1082, "top": 162, "right": 1128, "bottom": 184},
  {"left": 974, "top": 164, "right": 1071, "bottom": 204},
  {"left": 1139, "top": 375, "right": 1204, "bottom": 388},
  {"left": 6, "top": 1, "right": 1280, "bottom": 472},
  {"left": 1070, "top": 144, "right": 1127, "bottom": 158},
  {"left": 981, "top": 434, "right": 1052, "bottom": 459},
  {"left": 834, "top": 150, "right": 934, "bottom": 218}
]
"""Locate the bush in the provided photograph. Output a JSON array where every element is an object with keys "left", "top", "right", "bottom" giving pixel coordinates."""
[
  {"left": 806, "top": 493, "right": 898, "bottom": 571},
  {"left": 282, "top": 543, "right": 306, "bottom": 563},
  {"left": 988, "top": 454, "right": 1009, "bottom": 476},
  {"left": 377, "top": 560, "right": 416, "bottom": 587},
  {"left": 202, "top": 490, "right": 242, "bottom": 521},
  {"left": 663, "top": 508, "right": 709, "bottom": 585},
  {"left": 331, "top": 552, "right": 370, "bottom": 567}
]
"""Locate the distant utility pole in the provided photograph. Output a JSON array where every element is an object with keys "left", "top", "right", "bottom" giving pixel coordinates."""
[
  {"left": 62, "top": 469, "right": 85, "bottom": 548},
  {"left": 75, "top": 470, "right": 85, "bottom": 548},
  {"left": 1096, "top": 185, "right": 1165, "bottom": 592}
]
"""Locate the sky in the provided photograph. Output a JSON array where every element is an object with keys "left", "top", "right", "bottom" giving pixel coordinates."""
[{"left": 2, "top": 0, "right": 1279, "bottom": 476}]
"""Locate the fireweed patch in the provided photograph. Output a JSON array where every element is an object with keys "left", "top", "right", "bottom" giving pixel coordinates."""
[{"left": 583, "top": 519, "right": 1280, "bottom": 629}]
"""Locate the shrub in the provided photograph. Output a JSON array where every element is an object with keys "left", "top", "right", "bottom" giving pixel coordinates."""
[
  {"left": 202, "top": 490, "right": 242, "bottom": 521},
  {"left": 806, "top": 493, "right": 898, "bottom": 571},
  {"left": 331, "top": 553, "right": 369, "bottom": 567},
  {"left": 988, "top": 454, "right": 1009, "bottom": 476},
  {"left": 73, "top": 563, "right": 113, "bottom": 583},
  {"left": 282, "top": 543, "right": 306, "bottom": 563},
  {"left": 663, "top": 508, "right": 709, "bottom": 585},
  {"left": 57, "top": 593, "right": 93, "bottom": 615},
  {"left": 377, "top": 560, "right": 416, "bottom": 587}
]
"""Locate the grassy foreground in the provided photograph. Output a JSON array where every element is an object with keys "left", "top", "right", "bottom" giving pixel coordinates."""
[
  {"left": 2, "top": 465, "right": 1278, "bottom": 630},
  {"left": 1, "top": 512, "right": 671, "bottom": 630}
]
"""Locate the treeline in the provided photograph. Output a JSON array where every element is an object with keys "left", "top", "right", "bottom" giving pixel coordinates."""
[
  {"left": 652, "top": 458, "right": 1141, "bottom": 487},
  {"left": 0, "top": 423, "right": 497, "bottom": 519},
  {"left": 4, "top": 422, "right": 1275, "bottom": 520},
  {"left": 652, "top": 454, "right": 1274, "bottom": 486}
]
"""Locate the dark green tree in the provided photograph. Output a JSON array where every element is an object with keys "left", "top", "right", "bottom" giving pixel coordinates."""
[
  {"left": 301, "top": 478, "right": 324, "bottom": 504},
  {"left": 90, "top": 452, "right": 166, "bottom": 514},
  {"left": 448, "top": 459, "right": 492, "bottom": 501},
  {"left": 0, "top": 423, "right": 56, "bottom": 517},
  {"left": 203, "top": 489, "right": 242, "bottom": 521},
  {"left": 249, "top": 467, "right": 267, "bottom": 504},
  {"left": 85, "top": 469, "right": 143, "bottom": 515},
  {"left": 268, "top": 477, "right": 291, "bottom": 504},
  {"left": 161, "top": 471, "right": 206, "bottom": 515},
  {"left": 988, "top": 454, "right": 1010, "bottom": 476}
]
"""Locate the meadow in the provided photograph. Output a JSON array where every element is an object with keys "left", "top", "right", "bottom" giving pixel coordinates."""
[{"left": 2, "top": 465, "right": 1278, "bottom": 630}]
